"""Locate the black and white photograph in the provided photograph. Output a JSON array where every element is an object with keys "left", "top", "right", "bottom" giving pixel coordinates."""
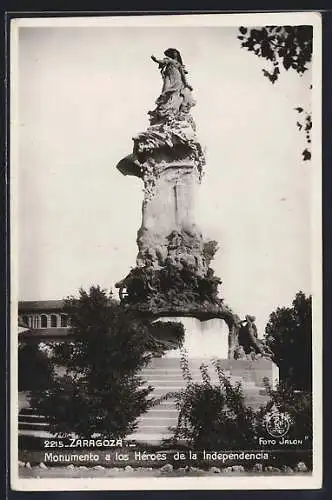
[{"left": 10, "top": 12, "right": 322, "bottom": 491}]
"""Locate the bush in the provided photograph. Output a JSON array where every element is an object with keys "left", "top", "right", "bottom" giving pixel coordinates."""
[
  {"left": 158, "top": 354, "right": 257, "bottom": 450},
  {"left": 161, "top": 352, "right": 312, "bottom": 467},
  {"left": 18, "top": 342, "right": 54, "bottom": 392}
]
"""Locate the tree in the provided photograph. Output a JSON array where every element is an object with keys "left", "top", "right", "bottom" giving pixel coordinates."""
[
  {"left": 18, "top": 341, "right": 55, "bottom": 392},
  {"left": 260, "top": 381, "right": 312, "bottom": 443},
  {"left": 238, "top": 25, "right": 313, "bottom": 161},
  {"left": 30, "top": 286, "right": 158, "bottom": 438},
  {"left": 264, "top": 291, "right": 312, "bottom": 390}
]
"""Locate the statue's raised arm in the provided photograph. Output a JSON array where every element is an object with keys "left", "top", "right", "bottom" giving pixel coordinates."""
[
  {"left": 152, "top": 54, "right": 170, "bottom": 63},
  {"left": 151, "top": 54, "right": 163, "bottom": 65}
]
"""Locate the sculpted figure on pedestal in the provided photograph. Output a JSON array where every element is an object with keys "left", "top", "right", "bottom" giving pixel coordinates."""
[
  {"left": 238, "top": 315, "right": 274, "bottom": 359},
  {"left": 149, "top": 48, "right": 196, "bottom": 124}
]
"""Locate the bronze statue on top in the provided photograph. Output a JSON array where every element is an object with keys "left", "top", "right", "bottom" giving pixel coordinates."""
[{"left": 149, "top": 48, "right": 196, "bottom": 123}]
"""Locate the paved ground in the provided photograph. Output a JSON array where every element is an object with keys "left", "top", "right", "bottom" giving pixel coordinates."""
[
  {"left": 19, "top": 465, "right": 309, "bottom": 478},
  {"left": 20, "top": 466, "right": 202, "bottom": 478}
]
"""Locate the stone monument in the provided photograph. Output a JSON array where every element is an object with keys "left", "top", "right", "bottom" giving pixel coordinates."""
[
  {"left": 115, "top": 48, "right": 241, "bottom": 358},
  {"left": 115, "top": 50, "right": 278, "bottom": 440}
]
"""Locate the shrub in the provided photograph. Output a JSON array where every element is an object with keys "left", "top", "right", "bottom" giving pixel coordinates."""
[
  {"left": 18, "top": 342, "right": 54, "bottom": 392},
  {"left": 157, "top": 353, "right": 258, "bottom": 450},
  {"left": 160, "top": 352, "right": 312, "bottom": 467},
  {"left": 30, "top": 286, "right": 156, "bottom": 438}
]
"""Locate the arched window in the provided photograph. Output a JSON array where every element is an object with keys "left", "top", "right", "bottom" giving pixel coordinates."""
[
  {"left": 50, "top": 314, "right": 58, "bottom": 328},
  {"left": 41, "top": 315, "right": 48, "bottom": 328},
  {"left": 60, "top": 315, "right": 68, "bottom": 328}
]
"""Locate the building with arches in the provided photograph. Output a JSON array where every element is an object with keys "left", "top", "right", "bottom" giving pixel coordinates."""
[{"left": 18, "top": 300, "right": 71, "bottom": 341}]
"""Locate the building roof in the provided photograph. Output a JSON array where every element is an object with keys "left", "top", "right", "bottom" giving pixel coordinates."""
[
  {"left": 18, "top": 298, "right": 119, "bottom": 312},
  {"left": 18, "top": 300, "right": 65, "bottom": 312}
]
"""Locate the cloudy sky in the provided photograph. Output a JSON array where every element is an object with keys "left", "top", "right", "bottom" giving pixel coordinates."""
[{"left": 15, "top": 17, "right": 313, "bottom": 333}]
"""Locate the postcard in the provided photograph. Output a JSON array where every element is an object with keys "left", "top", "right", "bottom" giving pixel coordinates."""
[{"left": 10, "top": 11, "right": 322, "bottom": 491}]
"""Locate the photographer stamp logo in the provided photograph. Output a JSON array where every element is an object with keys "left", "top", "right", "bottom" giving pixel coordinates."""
[{"left": 264, "top": 406, "right": 293, "bottom": 438}]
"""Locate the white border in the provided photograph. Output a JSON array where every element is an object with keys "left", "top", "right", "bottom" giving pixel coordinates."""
[{"left": 10, "top": 11, "right": 323, "bottom": 491}]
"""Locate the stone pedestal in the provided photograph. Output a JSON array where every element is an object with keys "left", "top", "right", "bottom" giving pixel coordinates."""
[{"left": 136, "top": 160, "right": 204, "bottom": 272}]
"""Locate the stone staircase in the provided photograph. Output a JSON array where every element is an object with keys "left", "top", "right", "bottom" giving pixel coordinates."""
[{"left": 18, "top": 357, "right": 276, "bottom": 444}]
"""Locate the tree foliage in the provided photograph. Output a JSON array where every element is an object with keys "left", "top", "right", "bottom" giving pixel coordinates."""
[
  {"left": 238, "top": 25, "right": 313, "bottom": 161},
  {"left": 264, "top": 291, "right": 312, "bottom": 390},
  {"left": 18, "top": 342, "right": 55, "bottom": 392},
  {"left": 238, "top": 26, "right": 312, "bottom": 82},
  {"left": 259, "top": 380, "right": 312, "bottom": 444},
  {"left": 30, "top": 286, "right": 160, "bottom": 438}
]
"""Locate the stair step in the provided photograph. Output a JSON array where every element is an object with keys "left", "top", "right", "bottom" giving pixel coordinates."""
[
  {"left": 19, "top": 421, "right": 49, "bottom": 429},
  {"left": 149, "top": 389, "right": 181, "bottom": 395},
  {"left": 148, "top": 407, "right": 177, "bottom": 412},
  {"left": 135, "top": 424, "right": 175, "bottom": 430},
  {"left": 18, "top": 429, "right": 53, "bottom": 438},
  {"left": 18, "top": 408, "right": 43, "bottom": 416},
  {"left": 142, "top": 375, "right": 188, "bottom": 381},
  {"left": 144, "top": 410, "right": 178, "bottom": 417},
  {"left": 18, "top": 413, "right": 46, "bottom": 421},
  {"left": 148, "top": 358, "right": 221, "bottom": 366},
  {"left": 145, "top": 381, "right": 186, "bottom": 388},
  {"left": 150, "top": 386, "right": 180, "bottom": 391},
  {"left": 138, "top": 418, "right": 177, "bottom": 427},
  {"left": 142, "top": 369, "right": 231, "bottom": 376},
  {"left": 126, "top": 434, "right": 172, "bottom": 442}
]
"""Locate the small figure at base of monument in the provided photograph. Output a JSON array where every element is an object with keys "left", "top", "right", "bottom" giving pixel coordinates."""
[{"left": 237, "top": 315, "right": 274, "bottom": 360}]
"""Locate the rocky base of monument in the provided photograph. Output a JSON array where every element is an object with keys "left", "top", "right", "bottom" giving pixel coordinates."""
[{"left": 115, "top": 262, "right": 236, "bottom": 320}]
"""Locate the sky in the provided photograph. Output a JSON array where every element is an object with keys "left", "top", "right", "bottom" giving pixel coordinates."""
[{"left": 16, "top": 22, "right": 313, "bottom": 334}]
